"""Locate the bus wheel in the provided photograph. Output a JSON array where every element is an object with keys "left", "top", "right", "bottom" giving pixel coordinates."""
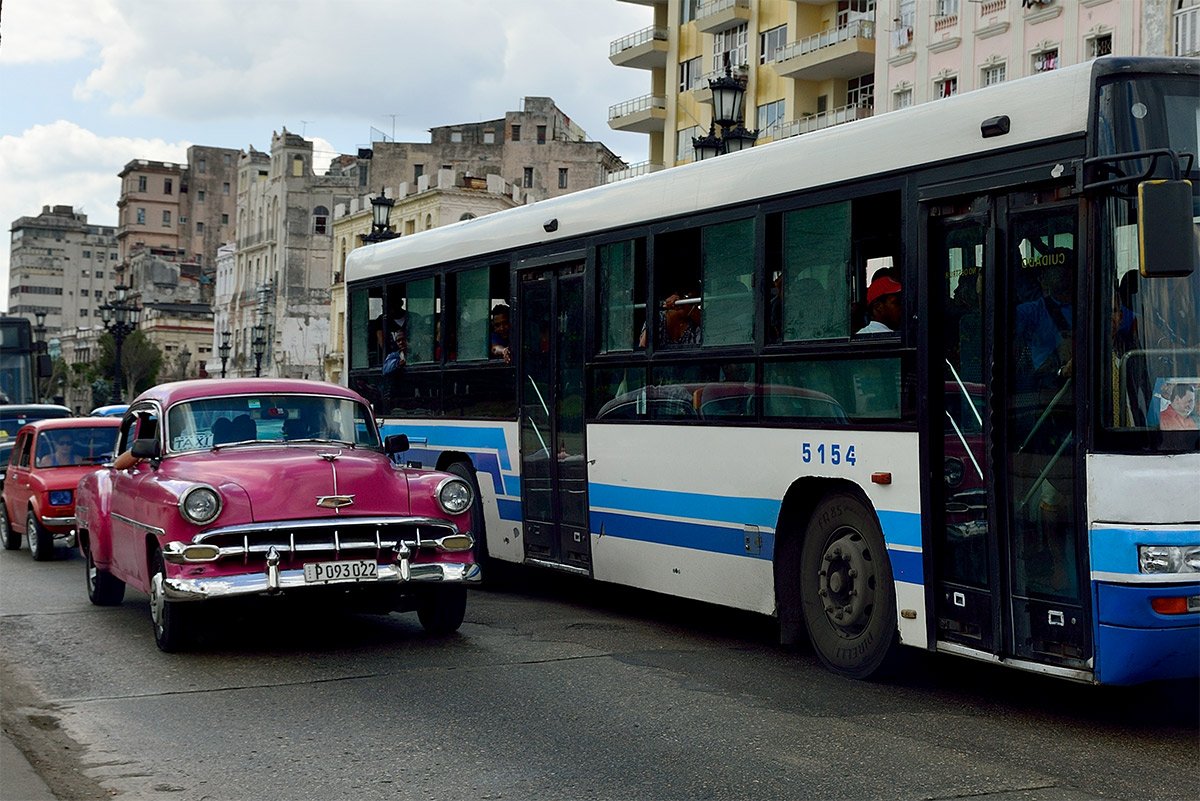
[{"left": 799, "top": 492, "right": 898, "bottom": 680}]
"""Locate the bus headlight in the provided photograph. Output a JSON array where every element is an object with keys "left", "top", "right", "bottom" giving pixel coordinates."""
[
  {"left": 436, "top": 477, "right": 473, "bottom": 515},
  {"left": 179, "top": 485, "right": 222, "bottom": 525},
  {"left": 1138, "top": 545, "right": 1200, "bottom": 574}
]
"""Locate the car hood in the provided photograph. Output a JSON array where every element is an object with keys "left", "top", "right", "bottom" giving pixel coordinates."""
[{"left": 167, "top": 446, "right": 410, "bottom": 522}]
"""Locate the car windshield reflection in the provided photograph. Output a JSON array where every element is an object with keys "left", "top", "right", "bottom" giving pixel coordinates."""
[{"left": 165, "top": 394, "right": 381, "bottom": 453}]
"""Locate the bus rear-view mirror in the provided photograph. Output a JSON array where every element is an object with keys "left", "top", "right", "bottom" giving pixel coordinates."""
[{"left": 1138, "top": 179, "right": 1197, "bottom": 278}]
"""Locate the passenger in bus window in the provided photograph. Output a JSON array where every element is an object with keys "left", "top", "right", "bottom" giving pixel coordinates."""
[
  {"left": 1015, "top": 251, "right": 1073, "bottom": 391},
  {"left": 1159, "top": 382, "right": 1198, "bottom": 430},
  {"left": 638, "top": 289, "right": 702, "bottom": 347},
  {"left": 490, "top": 304, "right": 512, "bottom": 363},
  {"left": 856, "top": 276, "right": 903, "bottom": 334}
]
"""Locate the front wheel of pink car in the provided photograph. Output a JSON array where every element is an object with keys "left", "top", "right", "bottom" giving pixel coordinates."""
[
  {"left": 149, "top": 548, "right": 192, "bottom": 652},
  {"left": 417, "top": 586, "right": 467, "bottom": 636},
  {"left": 83, "top": 536, "right": 125, "bottom": 606},
  {"left": 0, "top": 503, "right": 19, "bottom": 551}
]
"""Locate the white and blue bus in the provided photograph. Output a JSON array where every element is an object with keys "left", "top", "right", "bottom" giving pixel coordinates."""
[{"left": 345, "top": 57, "right": 1198, "bottom": 685}]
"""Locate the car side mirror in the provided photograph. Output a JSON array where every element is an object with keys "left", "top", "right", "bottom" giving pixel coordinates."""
[
  {"left": 1138, "top": 179, "right": 1197, "bottom": 278},
  {"left": 130, "top": 439, "right": 161, "bottom": 460},
  {"left": 384, "top": 434, "right": 410, "bottom": 455}
]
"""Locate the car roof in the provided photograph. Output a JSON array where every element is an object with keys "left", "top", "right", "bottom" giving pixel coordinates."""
[
  {"left": 0, "top": 404, "right": 73, "bottom": 419},
  {"left": 129, "top": 378, "right": 368, "bottom": 408},
  {"left": 22, "top": 418, "right": 121, "bottom": 433}
]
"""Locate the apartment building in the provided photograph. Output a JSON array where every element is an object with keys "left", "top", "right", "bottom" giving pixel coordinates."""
[
  {"left": 7, "top": 205, "right": 119, "bottom": 339},
  {"left": 610, "top": 0, "right": 1190, "bottom": 172}
]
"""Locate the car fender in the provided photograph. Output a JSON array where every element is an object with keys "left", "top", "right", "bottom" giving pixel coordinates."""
[{"left": 76, "top": 467, "right": 117, "bottom": 568}]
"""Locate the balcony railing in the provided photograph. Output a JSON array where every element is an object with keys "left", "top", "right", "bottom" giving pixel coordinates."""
[
  {"left": 775, "top": 18, "right": 875, "bottom": 62},
  {"left": 696, "top": 0, "right": 750, "bottom": 34},
  {"left": 1178, "top": 4, "right": 1200, "bottom": 57},
  {"left": 605, "top": 161, "right": 665, "bottom": 183},
  {"left": 610, "top": 26, "right": 668, "bottom": 57},
  {"left": 770, "top": 103, "right": 874, "bottom": 141},
  {"left": 608, "top": 94, "right": 667, "bottom": 121},
  {"left": 979, "top": 0, "right": 1006, "bottom": 15}
]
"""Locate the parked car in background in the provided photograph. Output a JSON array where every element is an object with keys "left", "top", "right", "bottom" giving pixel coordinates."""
[
  {"left": 0, "top": 404, "right": 73, "bottom": 488},
  {"left": 75, "top": 379, "right": 480, "bottom": 652},
  {"left": 1, "top": 417, "right": 120, "bottom": 560},
  {"left": 90, "top": 404, "right": 129, "bottom": 417}
]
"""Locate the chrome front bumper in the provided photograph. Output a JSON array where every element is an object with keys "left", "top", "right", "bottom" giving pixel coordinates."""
[{"left": 163, "top": 560, "right": 479, "bottom": 602}]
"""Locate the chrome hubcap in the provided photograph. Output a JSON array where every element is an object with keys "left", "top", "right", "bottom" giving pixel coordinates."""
[
  {"left": 150, "top": 570, "right": 166, "bottom": 634},
  {"left": 817, "top": 530, "right": 876, "bottom": 636},
  {"left": 27, "top": 514, "right": 38, "bottom": 556}
]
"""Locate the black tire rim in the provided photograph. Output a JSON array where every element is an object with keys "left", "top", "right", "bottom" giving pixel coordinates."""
[{"left": 816, "top": 527, "right": 877, "bottom": 638}]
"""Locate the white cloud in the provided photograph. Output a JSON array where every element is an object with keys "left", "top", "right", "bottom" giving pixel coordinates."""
[
  {"left": 0, "top": 0, "right": 124, "bottom": 65},
  {"left": 0, "top": 122, "right": 188, "bottom": 310}
]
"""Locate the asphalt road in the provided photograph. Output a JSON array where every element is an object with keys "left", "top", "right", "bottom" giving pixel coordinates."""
[{"left": 1, "top": 544, "right": 1196, "bottom": 801}]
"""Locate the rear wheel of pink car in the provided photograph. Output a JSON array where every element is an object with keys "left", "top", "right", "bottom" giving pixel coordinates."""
[
  {"left": 417, "top": 586, "right": 467, "bottom": 636},
  {"left": 149, "top": 548, "right": 192, "bottom": 652},
  {"left": 27, "top": 510, "right": 53, "bottom": 562},
  {"left": 83, "top": 536, "right": 125, "bottom": 606},
  {"left": 0, "top": 504, "right": 19, "bottom": 550}
]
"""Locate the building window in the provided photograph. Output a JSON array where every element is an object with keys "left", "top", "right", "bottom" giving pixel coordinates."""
[
  {"left": 197, "top": 158, "right": 207, "bottom": 174},
  {"left": 163, "top": 210, "right": 172, "bottom": 226},
  {"left": 1033, "top": 47, "right": 1058, "bottom": 73},
  {"left": 136, "top": 208, "right": 146, "bottom": 225},
  {"left": 523, "top": 167, "right": 533, "bottom": 188},
  {"left": 414, "top": 164, "right": 424, "bottom": 182},
  {"left": 679, "top": 56, "right": 702, "bottom": 92},
  {"left": 677, "top": 126, "right": 699, "bottom": 162},
  {"left": 982, "top": 62, "right": 1007, "bottom": 86},
  {"left": 197, "top": 221, "right": 205, "bottom": 233},
  {"left": 222, "top": 182, "right": 230, "bottom": 195},
  {"left": 82, "top": 250, "right": 91, "bottom": 258},
  {"left": 511, "top": 124, "right": 521, "bottom": 142},
  {"left": 313, "top": 206, "right": 329, "bottom": 236},
  {"left": 936, "top": 76, "right": 958, "bottom": 99},
  {"left": 95, "top": 290, "right": 103, "bottom": 298},
  {"left": 221, "top": 213, "right": 229, "bottom": 225},
  {"left": 223, "top": 154, "right": 232, "bottom": 166},
  {"left": 847, "top": 73, "right": 874, "bottom": 108},
  {"left": 893, "top": 87, "right": 914, "bottom": 109},
  {"left": 1088, "top": 33, "right": 1113, "bottom": 59},
  {"left": 760, "top": 25, "right": 787, "bottom": 64},
  {"left": 110, "top": 253, "right": 117, "bottom": 260},
  {"left": 137, "top": 175, "right": 147, "bottom": 192},
  {"left": 164, "top": 178, "right": 173, "bottom": 194},
  {"left": 756, "top": 99, "right": 786, "bottom": 135},
  {"left": 80, "top": 308, "right": 88, "bottom": 317},
  {"left": 537, "top": 125, "right": 547, "bottom": 144},
  {"left": 558, "top": 168, "right": 568, "bottom": 189},
  {"left": 484, "top": 129, "right": 495, "bottom": 144},
  {"left": 197, "top": 189, "right": 205, "bottom": 201},
  {"left": 936, "top": 0, "right": 959, "bottom": 16},
  {"left": 451, "top": 129, "right": 463, "bottom": 143},
  {"left": 680, "top": 0, "right": 698, "bottom": 24},
  {"left": 713, "top": 23, "right": 749, "bottom": 70},
  {"left": 1178, "top": 0, "right": 1200, "bottom": 56}
]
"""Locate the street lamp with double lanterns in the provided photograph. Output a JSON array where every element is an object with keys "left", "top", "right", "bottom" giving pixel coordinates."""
[
  {"left": 99, "top": 284, "right": 141, "bottom": 403},
  {"left": 251, "top": 324, "right": 267, "bottom": 378},
  {"left": 360, "top": 188, "right": 398, "bottom": 244},
  {"left": 693, "top": 53, "right": 759, "bottom": 160},
  {"left": 218, "top": 330, "right": 232, "bottom": 378},
  {"left": 31, "top": 311, "right": 50, "bottom": 402}
]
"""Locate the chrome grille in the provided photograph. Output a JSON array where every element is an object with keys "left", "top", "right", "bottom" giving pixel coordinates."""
[{"left": 191, "top": 516, "right": 461, "bottom": 563}]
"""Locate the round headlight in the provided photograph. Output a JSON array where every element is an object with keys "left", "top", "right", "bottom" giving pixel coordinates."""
[
  {"left": 944, "top": 456, "right": 964, "bottom": 488},
  {"left": 179, "top": 485, "right": 222, "bottom": 525},
  {"left": 436, "top": 477, "right": 473, "bottom": 515}
]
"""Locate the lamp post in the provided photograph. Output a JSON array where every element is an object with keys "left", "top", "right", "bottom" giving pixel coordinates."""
[
  {"left": 218, "top": 330, "right": 232, "bottom": 378},
  {"left": 99, "top": 284, "right": 141, "bottom": 404},
  {"left": 360, "top": 188, "right": 398, "bottom": 244},
  {"left": 692, "top": 53, "right": 758, "bottom": 159},
  {"left": 32, "top": 312, "right": 47, "bottom": 402},
  {"left": 177, "top": 346, "right": 192, "bottom": 380},
  {"left": 251, "top": 324, "right": 266, "bottom": 378}
]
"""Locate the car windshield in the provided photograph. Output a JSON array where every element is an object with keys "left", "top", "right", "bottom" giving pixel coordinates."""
[
  {"left": 165, "top": 394, "right": 381, "bottom": 452},
  {"left": 35, "top": 427, "right": 119, "bottom": 467}
]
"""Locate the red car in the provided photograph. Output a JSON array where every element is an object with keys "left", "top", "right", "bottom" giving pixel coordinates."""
[
  {"left": 1, "top": 418, "right": 121, "bottom": 560},
  {"left": 75, "top": 379, "right": 479, "bottom": 652}
]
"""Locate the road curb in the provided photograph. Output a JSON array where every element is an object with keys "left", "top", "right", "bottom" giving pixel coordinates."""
[{"left": 1, "top": 729, "right": 56, "bottom": 801}]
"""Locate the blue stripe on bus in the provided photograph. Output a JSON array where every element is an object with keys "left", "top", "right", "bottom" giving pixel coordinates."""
[
  {"left": 887, "top": 548, "right": 924, "bottom": 584},
  {"left": 589, "top": 483, "right": 781, "bottom": 529},
  {"left": 380, "top": 422, "right": 514, "bottom": 470},
  {"left": 878, "top": 510, "right": 922, "bottom": 550},
  {"left": 1090, "top": 526, "right": 1200, "bottom": 575},
  {"left": 592, "top": 509, "right": 775, "bottom": 560}
]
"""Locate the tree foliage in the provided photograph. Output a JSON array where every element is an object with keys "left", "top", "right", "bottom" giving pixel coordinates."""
[{"left": 97, "top": 330, "right": 162, "bottom": 400}]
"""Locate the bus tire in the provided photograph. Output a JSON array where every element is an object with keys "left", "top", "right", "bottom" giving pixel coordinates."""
[
  {"left": 799, "top": 492, "right": 899, "bottom": 680},
  {"left": 445, "top": 461, "right": 502, "bottom": 586}
]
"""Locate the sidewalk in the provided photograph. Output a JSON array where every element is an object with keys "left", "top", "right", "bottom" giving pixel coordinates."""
[{"left": 1, "top": 730, "right": 55, "bottom": 801}]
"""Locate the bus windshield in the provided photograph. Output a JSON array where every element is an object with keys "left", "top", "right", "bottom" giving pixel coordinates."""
[{"left": 1096, "top": 74, "right": 1199, "bottom": 442}]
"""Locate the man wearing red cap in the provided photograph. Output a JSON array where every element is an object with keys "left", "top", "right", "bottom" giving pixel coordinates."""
[{"left": 857, "top": 275, "right": 903, "bottom": 334}]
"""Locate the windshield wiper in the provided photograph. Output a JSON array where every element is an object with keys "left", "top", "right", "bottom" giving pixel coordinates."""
[{"left": 285, "top": 438, "right": 356, "bottom": 447}]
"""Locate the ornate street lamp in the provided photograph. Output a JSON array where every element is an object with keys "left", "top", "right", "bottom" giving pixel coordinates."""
[
  {"left": 692, "top": 53, "right": 758, "bottom": 159},
  {"left": 218, "top": 330, "right": 232, "bottom": 378},
  {"left": 251, "top": 323, "right": 267, "bottom": 378},
  {"left": 360, "top": 188, "right": 398, "bottom": 244},
  {"left": 99, "top": 284, "right": 141, "bottom": 403},
  {"left": 178, "top": 346, "right": 192, "bottom": 380},
  {"left": 31, "top": 312, "right": 47, "bottom": 402},
  {"left": 692, "top": 124, "right": 724, "bottom": 161}
]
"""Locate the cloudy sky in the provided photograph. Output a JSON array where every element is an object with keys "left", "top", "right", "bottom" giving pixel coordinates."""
[{"left": 0, "top": 0, "right": 654, "bottom": 311}]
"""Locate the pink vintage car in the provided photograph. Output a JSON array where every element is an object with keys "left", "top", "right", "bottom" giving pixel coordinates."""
[{"left": 75, "top": 378, "right": 478, "bottom": 652}]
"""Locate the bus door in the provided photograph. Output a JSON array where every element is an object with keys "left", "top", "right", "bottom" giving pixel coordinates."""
[
  {"left": 517, "top": 259, "right": 591, "bottom": 573},
  {"left": 931, "top": 189, "right": 1089, "bottom": 671}
]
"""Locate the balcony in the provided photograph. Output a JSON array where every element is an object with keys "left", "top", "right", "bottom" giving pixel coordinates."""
[
  {"left": 769, "top": 103, "right": 874, "bottom": 142},
  {"left": 773, "top": 19, "right": 876, "bottom": 82},
  {"left": 693, "top": 65, "right": 749, "bottom": 104},
  {"left": 608, "top": 94, "right": 667, "bottom": 134},
  {"left": 696, "top": 0, "right": 750, "bottom": 34},
  {"left": 610, "top": 26, "right": 669, "bottom": 70},
  {"left": 606, "top": 161, "right": 666, "bottom": 184}
]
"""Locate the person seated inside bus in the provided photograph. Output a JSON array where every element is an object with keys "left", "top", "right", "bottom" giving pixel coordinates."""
[
  {"left": 382, "top": 319, "right": 409, "bottom": 376},
  {"left": 490, "top": 303, "right": 512, "bottom": 364},
  {"left": 638, "top": 289, "right": 702, "bottom": 347},
  {"left": 1015, "top": 251, "right": 1074, "bottom": 392},
  {"left": 1159, "top": 382, "right": 1199, "bottom": 430},
  {"left": 856, "top": 275, "right": 903, "bottom": 334}
]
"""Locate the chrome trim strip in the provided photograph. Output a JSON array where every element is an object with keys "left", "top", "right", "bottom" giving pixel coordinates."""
[
  {"left": 162, "top": 561, "right": 480, "bottom": 601},
  {"left": 935, "top": 642, "right": 1095, "bottom": 683},
  {"left": 1091, "top": 571, "right": 1200, "bottom": 584},
  {"left": 41, "top": 516, "right": 76, "bottom": 526},
  {"left": 111, "top": 512, "right": 166, "bottom": 536},
  {"left": 194, "top": 516, "right": 460, "bottom": 541},
  {"left": 525, "top": 558, "right": 591, "bottom": 577}
]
